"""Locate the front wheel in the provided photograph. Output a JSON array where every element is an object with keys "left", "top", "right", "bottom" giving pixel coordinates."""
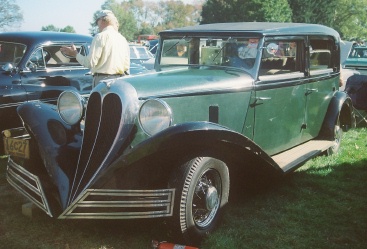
[{"left": 168, "top": 157, "right": 230, "bottom": 243}]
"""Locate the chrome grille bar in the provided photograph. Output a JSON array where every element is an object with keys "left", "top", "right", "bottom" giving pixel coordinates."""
[
  {"left": 68, "top": 93, "right": 123, "bottom": 204},
  {"left": 59, "top": 189, "right": 175, "bottom": 219},
  {"left": 6, "top": 157, "right": 53, "bottom": 217}
]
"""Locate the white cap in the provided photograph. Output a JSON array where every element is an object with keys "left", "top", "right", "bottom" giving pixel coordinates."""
[{"left": 95, "top": 10, "right": 114, "bottom": 23}]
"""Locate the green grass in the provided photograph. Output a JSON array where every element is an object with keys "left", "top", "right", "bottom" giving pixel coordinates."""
[{"left": 0, "top": 128, "right": 366, "bottom": 249}]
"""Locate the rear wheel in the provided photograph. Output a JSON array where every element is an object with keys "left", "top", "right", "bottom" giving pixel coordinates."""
[{"left": 168, "top": 157, "right": 230, "bottom": 243}]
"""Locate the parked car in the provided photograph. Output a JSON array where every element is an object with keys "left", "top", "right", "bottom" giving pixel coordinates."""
[
  {"left": 0, "top": 31, "right": 93, "bottom": 153},
  {"left": 343, "top": 43, "right": 367, "bottom": 75},
  {"left": 3, "top": 23, "right": 355, "bottom": 244},
  {"left": 130, "top": 44, "right": 154, "bottom": 62},
  {"left": 129, "top": 44, "right": 155, "bottom": 70}
]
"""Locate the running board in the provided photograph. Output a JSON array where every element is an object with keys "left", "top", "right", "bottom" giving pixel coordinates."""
[{"left": 271, "top": 140, "right": 334, "bottom": 173}]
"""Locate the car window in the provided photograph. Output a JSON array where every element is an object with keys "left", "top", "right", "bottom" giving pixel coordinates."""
[
  {"left": 26, "top": 44, "right": 89, "bottom": 70},
  {"left": 0, "top": 42, "right": 26, "bottom": 66},
  {"left": 28, "top": 49, "right": 45, "bottom": 68},
  {"left": 259, "top": 41, "right": 300, "bottom": 76},
  {"left": 159, "top": 37, "right": 260, "bottom": 71},
  {"left": 309, "top": 38, "right": 334, "bottom": 73},
  {"left": 45, "top": 45, "right": 86, "bottom": 67}
]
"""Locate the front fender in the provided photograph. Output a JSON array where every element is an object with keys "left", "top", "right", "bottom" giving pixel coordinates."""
[
  {"left": 17, "top": 101, "right": 82, "bottom": 208},
  {"left": 319, "top": 91, "right": 355, "bottom": 139},
  {"left": 94, "top": 122, "right": 283, "bottom": 190}
]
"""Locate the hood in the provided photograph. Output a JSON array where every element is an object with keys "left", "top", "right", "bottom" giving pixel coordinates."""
[{"left": 119, "top": 66, "right": 254, "bottom": 99}]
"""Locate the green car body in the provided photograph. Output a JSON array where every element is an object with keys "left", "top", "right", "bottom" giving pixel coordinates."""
[{"left": 4, "top": 22, "right": 356, "bottom": 244}]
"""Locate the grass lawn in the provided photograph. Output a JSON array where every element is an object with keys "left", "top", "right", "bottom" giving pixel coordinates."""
[{"left": 0, "top": 128, "right": 366, "bottom": 249}]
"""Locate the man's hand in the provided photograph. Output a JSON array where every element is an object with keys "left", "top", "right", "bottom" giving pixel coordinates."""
[{"left": 60, "top": 44, "right": 78, "bottom": 57}]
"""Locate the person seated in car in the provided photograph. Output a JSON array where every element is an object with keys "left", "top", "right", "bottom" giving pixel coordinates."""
[
  {"left": 227, "top": 38, "right": 259, "bottom": 68},
  {"left": 176, "top": 44, "right": 187, "bottom": 57}
]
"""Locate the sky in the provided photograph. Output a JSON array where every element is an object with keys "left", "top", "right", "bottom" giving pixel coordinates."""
[{"left": 15, "top": 0, "right": 196, "bottom": 36}]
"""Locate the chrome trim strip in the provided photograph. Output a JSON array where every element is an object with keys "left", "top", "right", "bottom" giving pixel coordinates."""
[
  {"left": 0, "top": 101, "right": 27, "bottom": 109},
  {"left": 59, "top": 188, "right": 175, "bottom": 219},
  {"left": 6, "top": 157, "right": 53, "bottom": 217}
]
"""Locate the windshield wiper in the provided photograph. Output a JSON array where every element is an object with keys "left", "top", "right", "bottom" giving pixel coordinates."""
[
  {"left": 163, "top": 36, "right": 187, "bottom": 55},
  {"left": 212, "top": 37, "right": 236, "bottom": 62}
]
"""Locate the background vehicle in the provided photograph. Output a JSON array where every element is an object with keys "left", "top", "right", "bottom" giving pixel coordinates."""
[
  {"left": 3, "top": 23, "right": 355, "bottom": 245},
  {"left": 343, "top": 43, "right": 367, "bottom": 75},
  {"left": 0, "top": 31, "right": 93, "bottom": 153},
  {"left": 129, "top": 44, "right": 155, "bottom": 70}
]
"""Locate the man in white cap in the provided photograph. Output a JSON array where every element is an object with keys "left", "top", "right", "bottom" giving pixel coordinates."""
[{"left": 60, "top": 10, "right": 130, "bottom": 87}]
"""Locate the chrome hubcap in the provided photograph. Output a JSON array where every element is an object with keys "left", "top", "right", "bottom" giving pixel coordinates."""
[
  {"left": 192, "top": 168, "right": 221, "bottom": 228},
  {"left": 206, "top": 186, "right": 219, "bottom": 210}
]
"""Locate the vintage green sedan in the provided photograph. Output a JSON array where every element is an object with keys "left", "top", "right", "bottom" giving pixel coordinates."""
[{"left": 3, "top": 22, "right": 355, "bottom": 244}]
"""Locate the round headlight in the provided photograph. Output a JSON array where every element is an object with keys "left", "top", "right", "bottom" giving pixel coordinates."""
[
  {"left": 57, "top": 91, "right": 85, "bottom": 125},
  {"left": 138, "top": 99, "right": 172, "bottom": 136}
]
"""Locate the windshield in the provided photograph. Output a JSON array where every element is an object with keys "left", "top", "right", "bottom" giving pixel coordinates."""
[
  {"left": 130, "top": 46, "right": 154, "bottom": 60},
  {"left": 158, "top": 36, "right": 260, "bottom": 72},
  {"left": 0, "top": 42, "right": 27, "bottom": 67}
]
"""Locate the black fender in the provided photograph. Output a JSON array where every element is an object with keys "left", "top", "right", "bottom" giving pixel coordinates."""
[
  {"left": 17, "top": 101, "right": 82, "bottom": 209},
  {"left": 94, "top": 122, "right": 283, "bottom": 190},
  {"left": 319, "top": 91, "right": 355, "bottom": 139}
]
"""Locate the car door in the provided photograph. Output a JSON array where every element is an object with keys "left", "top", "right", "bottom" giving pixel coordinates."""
[
  {"left": 252, "top": 38, "right": 307, "bottom": 156},
  {"left": 0, "top": 42, "right": 27, "bottom": 133},
  {"left": 20, "top": 43, "right": 92, "bottom": 104},
  {"left": 301, "top": 36, "right": 340, "bottom": 141}
]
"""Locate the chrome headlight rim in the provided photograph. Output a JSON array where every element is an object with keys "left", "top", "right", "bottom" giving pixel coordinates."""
[
  {"left": 57, "top": 90, "right": 86, "bottom": 126},
  {"left": 138, "top": 98, "right": 173, "bottom": 136}
]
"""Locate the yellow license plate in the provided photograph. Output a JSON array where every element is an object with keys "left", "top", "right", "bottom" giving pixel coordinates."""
[{"left": 3, "top": 137, "right": 30, "bottom": 159}]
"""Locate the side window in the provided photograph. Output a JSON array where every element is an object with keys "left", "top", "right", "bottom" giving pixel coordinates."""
[
  {"left": 44, "top": 44, "right": 87, "bottom": 67},
  {"left": 259, "top": 41, "right": 299, "bottom": 75},
  {"left": 309, "top": 38, "right": 334, "bottom": 72}
]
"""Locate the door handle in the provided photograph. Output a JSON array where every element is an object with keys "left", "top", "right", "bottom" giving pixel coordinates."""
[
  {"left": 251, "top": 96, "right": 271, "bottom": 107},
  {"left": 305, "top": 88, "right": 318, "bottom": 95},
  {"left": 255, "top": 97, "right": 271, "bottom": 101}
]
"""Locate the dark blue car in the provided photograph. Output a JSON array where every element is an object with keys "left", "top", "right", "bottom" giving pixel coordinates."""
[
  {"left": 0, "top": 31, "right": 147, "bottom": 153},
  {"left": 0, "top": 32, "right": 93, "bottom": 149}
]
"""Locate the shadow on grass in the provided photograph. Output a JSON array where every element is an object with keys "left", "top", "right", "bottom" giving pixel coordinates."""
[{"left": 201, "top": 157, "right": 367, "bottom": 249}]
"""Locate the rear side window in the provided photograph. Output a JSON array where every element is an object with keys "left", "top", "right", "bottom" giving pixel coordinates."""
[{"left": 309, "top": 38, "right": 335, "bottom": 72}]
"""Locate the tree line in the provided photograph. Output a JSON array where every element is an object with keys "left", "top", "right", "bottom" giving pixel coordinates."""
[{"left": 1, "top": 0, "right": 367, "bottom": 41}]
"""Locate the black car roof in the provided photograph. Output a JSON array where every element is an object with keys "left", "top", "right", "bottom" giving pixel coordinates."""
[
  {"left": 0, "top": 31, "right": 92, "bottom": 45},
  {"left": 160, "top": 22, "right": 340, "bottom": 40}
]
